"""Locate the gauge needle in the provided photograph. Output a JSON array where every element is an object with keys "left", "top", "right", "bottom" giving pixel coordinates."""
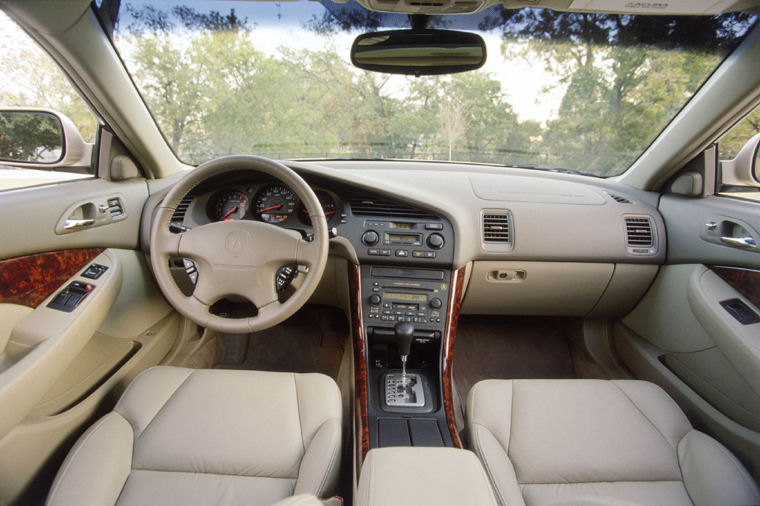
[
  {"left": 221, "top": 205, "right": 239, "bottom": 220},
  {"left": 259, "top": 204, "right": 282, "bottom": 213}
]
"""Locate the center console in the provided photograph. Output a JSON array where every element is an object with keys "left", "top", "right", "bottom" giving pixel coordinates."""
[{"left": 348, "top": 208, "right": 459, "bottom": 453}]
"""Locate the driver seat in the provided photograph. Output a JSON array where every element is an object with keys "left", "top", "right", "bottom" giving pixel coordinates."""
[{"left": 46, "top": 366, "right": 342, "bottom": 506}]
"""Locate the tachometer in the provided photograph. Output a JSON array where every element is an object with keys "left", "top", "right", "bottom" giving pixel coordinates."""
[
  {"left": 210, "top": 190, "right": 248, "bottom": 221},
  {"left": 299, "top": 190, "right": 337, "bottom": 226},
  {"left": 254, "top": 184, "right": 296, "bottom": 223}
]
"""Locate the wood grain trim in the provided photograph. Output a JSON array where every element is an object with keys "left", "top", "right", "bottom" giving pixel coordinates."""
[
  {"left": 707, "top": 265, "right": 760, "bottom": 310},
  {"left": 0, "top": 249, "right": 103, "bottom": 307},
  {"left": 441, "top": 266, "right": 466, "bottom": 449},
  {"left": 349, "top": 263, "right": 370, "bottom": 472}
]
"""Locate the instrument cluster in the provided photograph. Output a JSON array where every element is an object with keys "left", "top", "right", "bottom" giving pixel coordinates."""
[{"left": 204, "top": 183, "right": 341, "bottom": 228}]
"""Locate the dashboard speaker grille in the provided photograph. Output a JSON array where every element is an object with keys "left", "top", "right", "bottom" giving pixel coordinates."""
[
  {"left": 625, "top": 217, "right": 654, "bottom": 247},
  {"left": 483, "top": 213, "right": 510, "bottom": 243},
  {"left": 606, "top": 192, "right": 632, "bottom": 204},
  {"left": 347, "top": 194, "right": 436, "bottom": 219},
  {"left": 172, "top": 196, "right": 192, "bottom": 223}
]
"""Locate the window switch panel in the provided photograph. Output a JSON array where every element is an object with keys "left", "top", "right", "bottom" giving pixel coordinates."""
[
  {"left": 47, "top": 281, "right": 95, "bottom": 312},
  {"left": 720, "top": 298, "right": 760, "bottom": 325},
  {"left": 82, "top": 263, "right": 108, "bottom": 279}
]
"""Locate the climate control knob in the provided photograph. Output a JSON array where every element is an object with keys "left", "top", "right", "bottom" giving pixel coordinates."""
[
  {"left": 429, "top": 297, "right": 443, "bottom": 309},
  {"left": 427, "top": 233, "right": 444, "bottom": 249},
  {"left": 362, "top": 230, "right": 379, "bottom": 246},
  {"left": 369, "top": 294, "right": 382, "bottom": 305}
]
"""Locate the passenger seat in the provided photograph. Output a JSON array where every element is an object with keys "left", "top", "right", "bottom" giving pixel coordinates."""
[{"left": 467, "top": 379, "right": 760, "bottom": 506}]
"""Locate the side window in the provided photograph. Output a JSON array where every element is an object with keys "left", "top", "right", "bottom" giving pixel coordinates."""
[
  {"left": 0, "top": 11, "right": 99, "bottom": 191},
  {"left": 717, "top": 105, "right": 760, "bottom": 202}
]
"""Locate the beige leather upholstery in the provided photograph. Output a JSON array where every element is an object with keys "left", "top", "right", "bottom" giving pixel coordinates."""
[
  {"left": 467, "top": 379, "right": 760, "bottom": 506},
  {"left": 357, "top": 447, "right": 498, "bottom": 506},
  {"left": 46, "top": 367, "right": 342, "bottom": 506}
]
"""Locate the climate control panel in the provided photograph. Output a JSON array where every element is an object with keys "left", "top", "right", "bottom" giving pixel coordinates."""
[{"left": 347, "top": 218, "right": 454, "bottom": 266}]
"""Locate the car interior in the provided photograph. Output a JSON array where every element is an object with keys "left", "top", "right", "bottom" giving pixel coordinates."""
[{"left": 1, "top": 0, "right": 760, "bottom": 505}]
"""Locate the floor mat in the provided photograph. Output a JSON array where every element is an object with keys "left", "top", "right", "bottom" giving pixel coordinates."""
[
  {"left": 214, "top": 304, "right": 347, "bottom": 381},
  {"left": 453, "top": 315, "right": 576, "bottom": 402}
]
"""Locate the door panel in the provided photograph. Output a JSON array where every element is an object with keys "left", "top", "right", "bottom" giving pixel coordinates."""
[{"left": 618, "top": 193, "right": 760, "bottom": 479}]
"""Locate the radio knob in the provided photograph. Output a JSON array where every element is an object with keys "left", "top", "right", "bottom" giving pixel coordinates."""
[
  {"left": 429, "top": 297, "right": 443, "bottom": 309},
  {"left": 362, "top": 230, "right": 379, "bottom": 246},
  {"left": 427, "top": 233, "right": 444, "bottom": 249},
  {"left": 369, "top": 294, "right": 382, "bottom": 305}
]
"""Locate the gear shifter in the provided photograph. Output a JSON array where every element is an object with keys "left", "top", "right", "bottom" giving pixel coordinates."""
[
  {"left": 384, "top": 322, "right": 425, "bottom": 408},
  {"left": 395, "top": 322, "right": 414, "bottom": 385}
]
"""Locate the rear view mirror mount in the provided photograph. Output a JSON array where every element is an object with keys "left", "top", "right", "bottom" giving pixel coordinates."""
[{"left": 351, "top": 29, "right": 487, "bottom": 76}]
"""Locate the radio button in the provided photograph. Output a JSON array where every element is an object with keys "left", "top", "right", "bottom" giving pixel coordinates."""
[
  {"left": 368, "top": 248, "right": 380, "bottom": 255},
  {"left": 412, "top": 251, "right": 424, "bottom": 258},
  {"left": 369, "top": 294, "right": 382, "bottom": 305},
  {"left": 429, "top": 297, "right": 443, "bottom": 309},
  {"left": 427, "top": 233, "right": 445, "bottom": 249},
  {"left": 425, "top": 223, "right": 444, "bottom": 230},
  {"left": 379, "top": 249, "right": 392, "bottom": 256}
]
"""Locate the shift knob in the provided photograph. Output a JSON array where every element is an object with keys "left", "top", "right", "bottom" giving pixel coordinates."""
[{"left": 395, "top": 322, "right": 415, "bottom": 357}]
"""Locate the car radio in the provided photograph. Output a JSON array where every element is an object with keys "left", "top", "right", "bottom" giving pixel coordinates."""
[{"left": 361, "top": 266, "right": 451, "bottom": 339}]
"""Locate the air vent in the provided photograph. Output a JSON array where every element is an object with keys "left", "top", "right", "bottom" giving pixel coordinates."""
[
  {"left": 107, "top": 198, "right": 124, "bottom": 218},
  {"left": 483, "top": 215, "right": 510, "bottom": 243},
  {"left": 172, "top": 196, "right": 192, "bottom": 223},
  {"left": 347, "top": 193, "right": 436, "bottom": 219},
  {"left": 625, "top": 216, "right": 656, "bottom": 255},
  {"left": 606, "top": 192, "right": 632, "bottom": 204},
  {"left": 481, "top": 209, "right": 513, "bottom": 252}
]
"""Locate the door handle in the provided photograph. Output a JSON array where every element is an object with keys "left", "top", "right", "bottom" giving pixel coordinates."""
[
  {"left": 63, "top": 218, "right": 96, "bottom": 230},
  {"left": 720, "top": 236, "right": 757, "bottom": 248}
]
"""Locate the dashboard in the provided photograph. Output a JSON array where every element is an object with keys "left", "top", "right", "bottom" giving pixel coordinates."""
[{"left": 145, "top": 159, "right": 667, "bottom": 319}]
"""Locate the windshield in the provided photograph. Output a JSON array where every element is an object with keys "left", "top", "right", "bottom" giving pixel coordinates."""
[{"left": 104, "top": 1, "right": 756, "bottom": 176}]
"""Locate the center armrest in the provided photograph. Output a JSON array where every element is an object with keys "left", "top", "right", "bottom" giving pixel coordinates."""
[{"left": 357, "top": 447, "right": 498, "bottom": 506}]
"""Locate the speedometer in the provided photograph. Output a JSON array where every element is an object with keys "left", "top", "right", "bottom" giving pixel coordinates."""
[
  {"left": 210, "top": 190, "right": 248, "bottom": 221},
  {"left": 254, "top": 184, "right": 296, "bottom": 223}
]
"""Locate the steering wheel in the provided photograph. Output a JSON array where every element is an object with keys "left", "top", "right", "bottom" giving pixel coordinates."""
[{"left": 149, "top": 155, "right": 329, "bottom": 333}]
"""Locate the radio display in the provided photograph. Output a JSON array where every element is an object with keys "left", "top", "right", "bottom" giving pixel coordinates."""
[
  {"left": 389, "top": 222, "right": 414, "bottom": 230},
  {"left": 385, "top": 233, "right": 421, "bottom": 245},
  {"left": 385, "top": 292, "right": 427, "bottom": 302}
]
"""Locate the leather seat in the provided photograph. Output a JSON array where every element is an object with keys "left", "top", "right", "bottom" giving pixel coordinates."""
[
  {"left": 46, "top": 367, "right": 342, "bottom": 506},
  {"left": 467, "top": 379, "right": 760, "bottom": 506}
]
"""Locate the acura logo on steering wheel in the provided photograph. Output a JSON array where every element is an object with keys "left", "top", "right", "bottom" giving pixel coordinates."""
[{"left": 225, "top": 231, "right": 250, "bottom": 255}]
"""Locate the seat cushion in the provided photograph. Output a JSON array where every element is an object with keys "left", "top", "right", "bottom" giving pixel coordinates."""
[
  {"left": 467, "top": 379, "right": 760, "bottom": 506},
  {"left": 46, "top": 367, "right": 342, "bottom": 506}
]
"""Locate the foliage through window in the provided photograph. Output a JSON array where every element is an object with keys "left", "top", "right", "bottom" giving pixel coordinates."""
[
  {"left": 0, "top": 11, "right": 98, "bottom": 191},
  {"left": 105, "top": 1, "right": 756, "bottom": 176}
]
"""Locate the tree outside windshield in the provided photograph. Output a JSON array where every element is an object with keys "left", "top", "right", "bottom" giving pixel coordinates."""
[{"left": 105, "top": 1, "right": 756, "bottom": 176}]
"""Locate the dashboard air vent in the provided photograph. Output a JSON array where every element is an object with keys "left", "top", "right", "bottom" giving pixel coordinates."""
[
  {"left": 607, "top": 192, "right": 632, "bottom": 204},
  {"left": 483, "top": 214, "right": 510, "bottom": 243},
  {"left": 481, "top": 209, "right": 513, "bottom": 252},
  {"left": 624, "top": 216, "right": 656, "bottom": 255},
  {"left": 172, "top": 196, "right": 192, "bottom": 223},
  {"left": 347, "top": 193, "right": 436, "bottom": 219}
]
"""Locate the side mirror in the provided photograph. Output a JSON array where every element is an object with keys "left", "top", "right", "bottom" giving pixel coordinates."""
[
  {"left": 351, "top": 29, "right": 486, "bottom": 76},
  {"left": 721, "top": 132, "right": 760, "bottom": 187},
  {"left": 0, "top": 108, "right": 92, "bottom": 168}
]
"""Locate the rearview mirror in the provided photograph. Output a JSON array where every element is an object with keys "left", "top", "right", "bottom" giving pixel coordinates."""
[
  {"left": 721, "top": 132, "right": 760, "bottom": 187},
  {"left": 351, "top": 29, "right": 486, "bottom": 76},
  {"left": 0, "top": 108, "right": 91, "bottom": 168}
]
